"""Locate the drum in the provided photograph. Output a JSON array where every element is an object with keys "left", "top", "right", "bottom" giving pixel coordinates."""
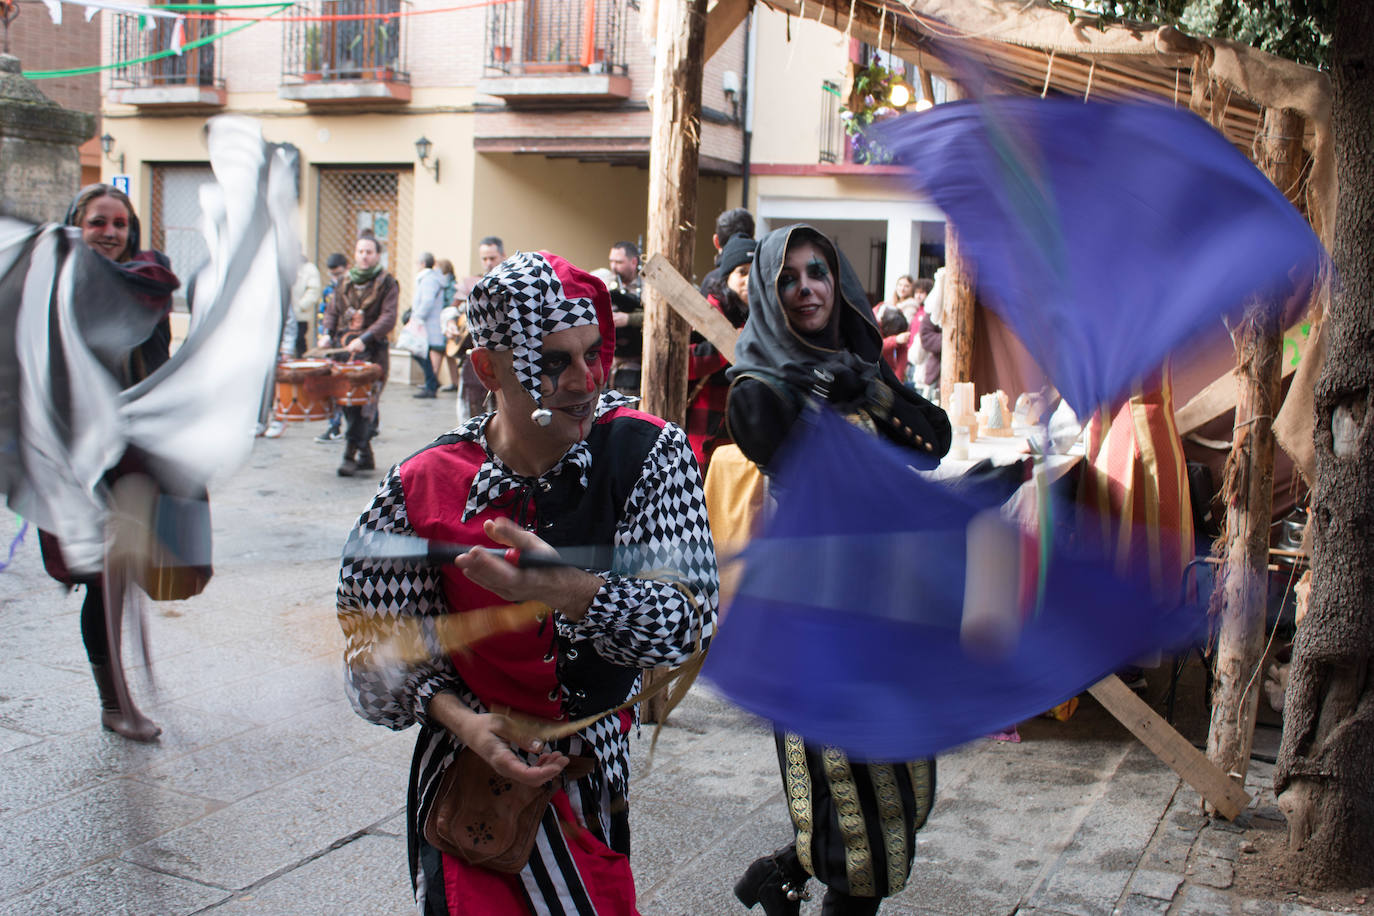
[
  {"left": 273, "top": 359, "right": 335, "bottom": 422},
  {"left": 332, "top": 361, "right": 384, "bottom": 406}
]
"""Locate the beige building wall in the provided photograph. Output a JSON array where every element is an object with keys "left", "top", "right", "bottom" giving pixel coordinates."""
[
  {"left": 98, "top": 102, "right": 476, "bottom": 253},
  {"left": 471, "top": 153, "right": 725, "bottom": 282},
  {"left": 747, "top": 7, "right": 850, "bottom": 167}
]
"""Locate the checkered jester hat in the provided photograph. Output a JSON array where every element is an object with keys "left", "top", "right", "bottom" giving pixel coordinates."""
[{"left": 467, "top": 251, "right": 612, "bottom": 405}]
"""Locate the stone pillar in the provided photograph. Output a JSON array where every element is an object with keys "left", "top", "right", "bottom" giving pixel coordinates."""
[
  {"left": 0, "top": 54, "right": 95, "bottom": 223},
  {"left": 883, "top": 216, "right": 913, "bottom": 306}
]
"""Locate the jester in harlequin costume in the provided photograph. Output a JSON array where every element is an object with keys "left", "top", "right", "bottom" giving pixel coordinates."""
[{"left": 337, "top": 251, "right": 718, "bottom": 916}]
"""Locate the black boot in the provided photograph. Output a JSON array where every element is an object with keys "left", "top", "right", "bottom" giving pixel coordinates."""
[
  {"left": 92, "top": 663, "right": 161, "bottom": 742},
  {"left": 820, "top": 888, "right": 881, "bottom": 916},
  {"left": 337, "top": 445, "right": 358, "bottom": 477},
  {"left": 734, "top": 846, "right": 810, "bottom": 915},
  {"left": 354, "top": 444, "right": 376, "bottom": 472}
]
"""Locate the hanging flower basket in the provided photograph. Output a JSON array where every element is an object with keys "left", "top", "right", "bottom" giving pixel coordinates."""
[{"left": 841, "top": 57, "right": 902, "bottom": 165}]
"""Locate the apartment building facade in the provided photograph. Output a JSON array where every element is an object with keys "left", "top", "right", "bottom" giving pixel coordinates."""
[
  {"left": 99, "top": 0, "right": 946, "bottom": 307},
  {"left": 98, "top": 0, "right": 746, "bottom": 299}
]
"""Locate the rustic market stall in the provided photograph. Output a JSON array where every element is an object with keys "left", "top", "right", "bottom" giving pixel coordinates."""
[{"left": 636, "top": 0, "right": 1331, "bottom": 816}]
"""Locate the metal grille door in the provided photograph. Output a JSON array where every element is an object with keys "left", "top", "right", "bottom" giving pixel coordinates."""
[
  {"left": 315, "top": 167, "right": 413, "bottom": 296},
  {"left": 149, "top": 164, "right": 216, "bottom": 290}
]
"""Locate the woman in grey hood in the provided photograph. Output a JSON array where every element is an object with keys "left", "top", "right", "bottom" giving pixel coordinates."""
[
  {"left": 726, "top": 223, "right": 950, "bottom": 471},
  {"left": 725, "top": 225, "right": 949, "bottom": 916}
]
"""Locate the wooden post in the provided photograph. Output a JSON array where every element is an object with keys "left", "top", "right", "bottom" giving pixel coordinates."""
[
  {"left": 1204, "top": 107, "right": 1304, "bottom": 787},
  {"left": 938, "top": 81, "right": 973, "bottom": 407},
  {"left": 940, "top": 222, "right": 975, "bottom": 406},
  {"left": 639, "top": 0, "right": 708, "bottom": 723},
  {"left": 640, "top": 0, "right": 707, "bottom": 427}
]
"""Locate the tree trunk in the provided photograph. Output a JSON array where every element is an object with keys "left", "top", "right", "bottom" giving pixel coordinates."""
[
  {"left": 638, "top": 0, "right": 706, "bottom": 724},
  {"left": 1274, "top": 0, "right": 1374, "bottom": 888},
  {"left": 939, "top": 223, "right": 975, "bottom": 407},
  {"left": 1205, "top": 108, "right": 1302, "bottom": 789},
  {"left": 639, "top": 0, "right": 707, "bottom": 427}
]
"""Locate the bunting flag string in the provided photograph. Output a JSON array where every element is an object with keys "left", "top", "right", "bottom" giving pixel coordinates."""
[
  {"left": 24, "top": 9, "right": 283, "bottom": 78},
  {"left": 23, "top": 0, "right": 520, "bottom": 78},
  {"left": 176, "top": 0, "right": 518, "bottom": 22}
]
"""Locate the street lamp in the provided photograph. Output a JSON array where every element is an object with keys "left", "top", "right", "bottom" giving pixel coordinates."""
[
  {"left": 100, "top": 132, "right": 125, "bottom": 173},
  {"left": 414, "top": 136, "right": 439, "bottom": 182}
]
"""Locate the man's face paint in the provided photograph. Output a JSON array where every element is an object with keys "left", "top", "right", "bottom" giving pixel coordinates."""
[
  {"left": 533, "top": 324, "right": 604, "bottom": 444},
  {"left": 778, "top": 240, "right": 836, "bottom": 336}
]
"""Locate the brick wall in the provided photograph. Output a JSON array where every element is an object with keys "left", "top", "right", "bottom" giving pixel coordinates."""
[{"left": 9, "top": 4, "right": 101, "bottom": 113}]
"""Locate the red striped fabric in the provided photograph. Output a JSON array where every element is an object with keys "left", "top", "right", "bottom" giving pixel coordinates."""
[
  {"left": 440, "top": 788, "right": 640, "bottom": 915},
  {"left": 1078, "top": 368, "right": 1195, "bottom": 599}
]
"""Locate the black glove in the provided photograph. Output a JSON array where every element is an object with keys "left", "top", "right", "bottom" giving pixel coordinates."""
[{"left": 781, "top": 363, "right": 871, "bottom": 406}]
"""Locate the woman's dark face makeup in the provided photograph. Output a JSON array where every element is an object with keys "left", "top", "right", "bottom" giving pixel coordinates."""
[
  {"left": 777, "top": 240, "right": 836, "bottom": 337},
  {"left": 81, "top": 195, "right": 132, "bottom": 262}
]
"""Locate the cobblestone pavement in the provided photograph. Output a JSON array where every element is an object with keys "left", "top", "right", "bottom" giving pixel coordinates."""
[{"left": 0, "top": 380, "right": 1349, "bottom": 915}]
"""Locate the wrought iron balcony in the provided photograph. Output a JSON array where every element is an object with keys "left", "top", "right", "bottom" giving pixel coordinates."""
[
  {"left": 280, "top": 0, "right": 411, "bottom": 103},
  {"left": 479, "top": 0, "right": 631, "bottom": 103},
  {"left": 106, "top": 12, "right": 225, "bottom": 107}
]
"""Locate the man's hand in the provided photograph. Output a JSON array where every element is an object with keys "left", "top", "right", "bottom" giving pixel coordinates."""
[
  {"left": 346, "top": 337, "right": 367, "bottom": 355},
  {"left": 317, "top": 334, "right": 331, "bottom": 349},
  {"left": 612, "top": 311, "right": 629, "bottom": 328},
  {"left": 455, "top": 518, "right": 604, "bottom": 622},
  {"left": 430, "top": 693, "right": 567, "bottom": 787}
]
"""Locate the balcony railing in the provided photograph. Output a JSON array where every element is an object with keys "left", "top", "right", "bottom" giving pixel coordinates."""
[
  {"left": 484, "top": 0, "right": 628, "bottom": 77},
  {"left": 107, "top": 11, "right": 224, "bottom": 105},
  {"left": 281, "top": 0, "right": 410, "bottom": 83}
]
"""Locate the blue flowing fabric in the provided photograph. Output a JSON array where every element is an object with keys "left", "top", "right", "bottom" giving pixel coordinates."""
[
  {"left": 703, "top": 408, "right": 1207, "bottom": 761},
  {"left": 877, "top": 98, "right": 1327, "bottom": 415}
]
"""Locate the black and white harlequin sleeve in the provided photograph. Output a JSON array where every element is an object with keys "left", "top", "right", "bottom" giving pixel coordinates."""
[
  {"left": 567, "top": 422, "right": 719, "bottom": 668},
  {"left": 337, "top": 466, "right": 464, "bottom": 730}
]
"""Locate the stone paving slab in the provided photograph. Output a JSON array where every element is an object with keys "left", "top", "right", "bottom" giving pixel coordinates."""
[
  {"left": 202, "top": 834, "right": 411, "bottom": 915},
  {"left": 0, "top": 777, "right": 215, "bottom": 900},
  {"left": 0, "top": 857, "right": 231, "bottom": 916},
  {"left": 1027, "top": 743, "right": 1182, "bottom": 916},
  {"left": 129, "top": 701, "right": 400, "bottom": 806},
  {"left": 0, "top": 657, "right": 100, "bottom": 737},
  {"left": 167, "top": 656, "right": 346, "bottom": 727},
  {"left": 122, "top": 753, "right": 405, "bottom": 891},
  {"left": 0, "top": 701, "right": 258, "bottom": 818}
]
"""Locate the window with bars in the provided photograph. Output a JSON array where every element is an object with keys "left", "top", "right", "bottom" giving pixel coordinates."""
[{"left": 820, "top": 80, "right": 842, "bottom": 164}]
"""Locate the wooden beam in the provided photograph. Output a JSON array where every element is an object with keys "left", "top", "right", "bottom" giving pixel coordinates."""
[
  {"left": 1176, "top": 371, "right": 1241, "bottom": 436},
  {"left": 704, "top": 0, "right": 751, "bottom": 61},
  {"left": 641, "top": 253, "right": 741, "bottom": 364},
  {"left": 1175, "top": 325, "right": 1307, "bottom": 435},
  {"left": 761, "top": 0, "right": 955, "bottom": 83},
  {"left": 1205, "top": 107, "right": 1303, "bottom": 791},
  {"left": 1088, "top": 675, "right": 1252, "bottom": 821}
]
